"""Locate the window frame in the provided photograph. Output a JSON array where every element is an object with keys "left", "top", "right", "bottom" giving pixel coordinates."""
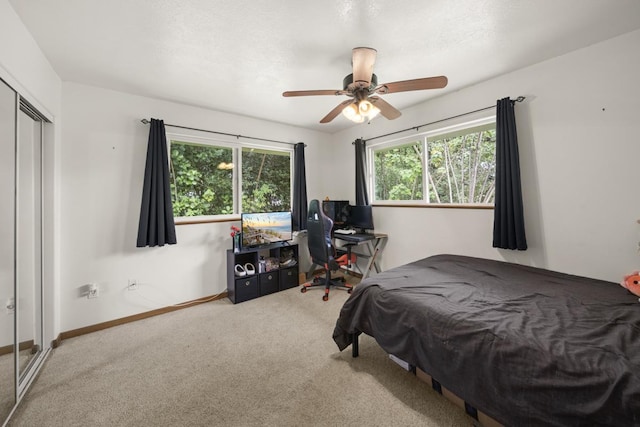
[
  {"left": 367, "top": 114, "right": 496, "bottom": 207},
  {"left": 166, "top": 132, "right": 294, "bottom": 224}
]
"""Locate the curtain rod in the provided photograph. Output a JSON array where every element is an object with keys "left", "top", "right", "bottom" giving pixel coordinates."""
[
  {"left": 140, "top": 119, "right": 304, "bottom": 147},
  {"left": 360, "top": 96, "right": 526, "bottom": 143}
]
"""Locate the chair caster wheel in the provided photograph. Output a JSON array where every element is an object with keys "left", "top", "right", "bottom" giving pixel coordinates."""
[
  {"left": 322, "top": 294, "right": 329, "bottom": 301},
  {"left": 301, "top": 287, "right": 307, "bottom": 293}
]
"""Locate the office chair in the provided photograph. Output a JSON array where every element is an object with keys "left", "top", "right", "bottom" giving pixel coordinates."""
[{"left": 301, "top": 199, "right": 356, "bottom": 301}]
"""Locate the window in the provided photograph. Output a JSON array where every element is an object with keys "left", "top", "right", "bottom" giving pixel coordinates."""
[
  {"left": 370, "top": 118, "right": 496, "bottom": 205},
  {"left": 374, "top": 141, "right": 424, "bottom": 201},
  {"left": 170, "top": 141, "right": 234, "bottom": 216},
  {"left": 169, "top": 136, "right": 292, "bottom": 219},
  {"left": 241, "top": 147, "right": 291, "bottom": 212}
]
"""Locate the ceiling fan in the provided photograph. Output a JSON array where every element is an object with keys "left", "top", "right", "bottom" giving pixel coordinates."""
[{"left": 282, "top": 47, "right": 448, "bottom": 124}]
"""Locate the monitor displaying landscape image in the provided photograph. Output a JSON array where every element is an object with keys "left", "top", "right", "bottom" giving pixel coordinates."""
[{"left": 241, "top": 211, "right": 292, "bottom": 248}]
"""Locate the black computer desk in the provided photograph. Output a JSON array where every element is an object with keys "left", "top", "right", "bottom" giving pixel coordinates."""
[{"left": 307, "top": 231, "right": 388, "bottom": 281}]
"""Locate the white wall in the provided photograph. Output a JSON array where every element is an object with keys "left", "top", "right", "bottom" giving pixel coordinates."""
[
  {"left": 0, "top": 0, "right": 61, "bottom": 347},
  {"left": 331, "top": 29, "right": 640, "bottom": 283},
  {"left": 59, "top": 83, "right": 331, "bottom": 331}
]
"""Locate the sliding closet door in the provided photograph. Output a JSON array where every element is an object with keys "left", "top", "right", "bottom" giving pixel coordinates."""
[
  {"left": 0, "top": 80, "right": 17, "bottom": 422},
  {"left": 16, "top": 106, "right": 43, "bottom": 382}
]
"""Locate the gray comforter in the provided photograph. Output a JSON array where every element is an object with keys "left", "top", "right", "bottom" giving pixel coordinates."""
[{"left": 333, "top": 254, "right": 640, "bottom": 426}]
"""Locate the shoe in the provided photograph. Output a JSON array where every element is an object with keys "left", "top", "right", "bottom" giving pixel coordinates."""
[
  {"left": 280, "top": 258, "right": 297, "bottom": 267},
  {"left": 234, "top": 264, "right": 246, "bottom": 277},
  {"left": 244, "top": 263, "right": 255, "bottom": 275}
]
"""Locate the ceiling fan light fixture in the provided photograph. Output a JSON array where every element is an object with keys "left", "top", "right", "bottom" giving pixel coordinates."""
[
  {"left": 342, "top": 99, "right": 380, "bottom": 123},
  {"left": 342, "top": 103, "right": 365, "bottom": 123},
  {"left": 358, "top": 99, "right": 374, "bottom": 115},
  {"left": 360, "top": 100, "right": 380, "bottom": 120}
]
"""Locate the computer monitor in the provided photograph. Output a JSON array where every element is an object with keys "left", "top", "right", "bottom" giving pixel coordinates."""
[
  {"left": 346, "top": 205, "right": 374, "bottom": 231},
  {"left": 322, "top": 200, "right": 350, "bottom": 227}
]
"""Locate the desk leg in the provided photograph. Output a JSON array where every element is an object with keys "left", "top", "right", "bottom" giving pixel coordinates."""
[
  {"left": 361, "top": 236, "right": 388, "bottom": 280},
  {"left": 370, "top": 236, "right": 387, "bottom": 274},
  {"left": 360, "top": 241, "right": 375, "bottom": 280}
]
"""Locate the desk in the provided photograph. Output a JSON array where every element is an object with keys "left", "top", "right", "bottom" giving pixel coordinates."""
[{"left": 307, "top": 232, "right": 388, "bottom": 281}]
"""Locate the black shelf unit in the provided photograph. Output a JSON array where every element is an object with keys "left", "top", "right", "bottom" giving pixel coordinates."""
[{"left": 226, "top": 242, "right": 299, "bottom": 304}]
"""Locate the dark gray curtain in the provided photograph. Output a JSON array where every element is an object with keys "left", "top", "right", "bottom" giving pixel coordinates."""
[
  {"left": 136, "top": 118, "right": 177, "bottom": 247},
  {"left": 292, "top": 142, "right": 307, "bottom": 231},
  {"left": 355, "top": 138, "right": 369, "bottom": 205},
  {"left": 492, "top": 98, "right": 527, "bottom": 250}
]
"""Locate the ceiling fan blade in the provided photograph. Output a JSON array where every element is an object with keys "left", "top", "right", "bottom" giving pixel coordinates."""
[
  {"left": 283, "top": 89, "right": 345, "bottom": 97},
  {"left": 352, "top": 47, "right": 377, "bottom": 87},
  {"left": 369, "top": 96, "right": 402, "bottom": 120},
  {"left": 376, "top": 76, "right": 448, "bottom": 94},
  {"left": 320, "top": 99, "right": 354, "bottom": 123}
]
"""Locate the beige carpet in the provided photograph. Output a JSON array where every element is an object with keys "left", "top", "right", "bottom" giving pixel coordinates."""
[{"left": 7, "top": 284, "right": 474, "bottom": 427}]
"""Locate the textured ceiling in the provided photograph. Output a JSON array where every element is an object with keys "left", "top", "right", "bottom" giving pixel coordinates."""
[{"left": 9, "top": 0, "right": 640, "bottom": 133}]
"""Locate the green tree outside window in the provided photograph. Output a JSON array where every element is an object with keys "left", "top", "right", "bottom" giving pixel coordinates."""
[
  {"left": 372, "top": 124, "right": 496, "bottom": 204},
  {"left": 170, "top": 141, "right": 233, "bottom": 216},
  {"left": 242, "top": 148, "right": 291, "bottom": 212},
  {"left": 169, "top": 141, "right": 292, "bottom": 217}
]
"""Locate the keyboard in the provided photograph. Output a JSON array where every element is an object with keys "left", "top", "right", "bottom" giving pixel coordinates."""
[
  {"left": 335, "top": 232, "right": 375, "bottom": 242},
  {"left": 334, "top": 228, "right": 356, "bottom": 235}
]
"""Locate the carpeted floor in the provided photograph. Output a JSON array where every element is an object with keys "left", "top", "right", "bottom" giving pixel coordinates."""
[{"left": 7, "top": 284, "right": 474, "bottom": 426}]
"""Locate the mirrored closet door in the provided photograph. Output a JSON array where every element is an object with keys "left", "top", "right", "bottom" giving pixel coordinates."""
[
  {"left": 0, "top": 77, "right": 48, "bottom": 425},
  {"left": 0, "top": 77, "right": 17, "bottom": 424},
  {"left": 17, "top": 104, "right": 44, "bottom": 385}
]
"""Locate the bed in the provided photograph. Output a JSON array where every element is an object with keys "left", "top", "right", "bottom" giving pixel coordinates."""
[{"left": 333, "top": 254, "right": 640, "bottom": 426}]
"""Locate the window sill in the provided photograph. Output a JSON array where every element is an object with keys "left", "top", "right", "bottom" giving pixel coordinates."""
[
  {"left": 175, "top": 216, "right": 240, "bottom": 225},
  {"left": 372, "top": 203, "right": 493, "bottom": 210}
]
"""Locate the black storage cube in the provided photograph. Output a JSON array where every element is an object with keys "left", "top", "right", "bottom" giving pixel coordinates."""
[
  {"left": 227, "top": 244, "right": 299, "bottom": 304},
  {"left": 279, "top": 266, "right": 299, "bottom": 290},
  {"left": 259, "top": 271, "right": 279, "bottom": 296},
  {"left": 233, "top": 276, "right": 259, "bottom": 303}
]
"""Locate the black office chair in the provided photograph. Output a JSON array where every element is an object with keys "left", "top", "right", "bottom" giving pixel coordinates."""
[{"left": 301, "top": 199, "right": 356, "bottom": 301}]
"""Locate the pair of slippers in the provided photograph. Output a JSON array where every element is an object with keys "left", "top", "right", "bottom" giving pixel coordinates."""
[{"left": 234, "top": 263, "right": 256, "bottom": 277}]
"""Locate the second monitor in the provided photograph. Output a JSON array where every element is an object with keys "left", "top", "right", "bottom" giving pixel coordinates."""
[{"left": 346, "top": 204, "right": 374, "bottom": 231}]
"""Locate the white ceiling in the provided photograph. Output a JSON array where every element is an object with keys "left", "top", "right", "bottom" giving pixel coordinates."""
[{"left": 9, "top": 0, "right": 640, "bottom": 133}]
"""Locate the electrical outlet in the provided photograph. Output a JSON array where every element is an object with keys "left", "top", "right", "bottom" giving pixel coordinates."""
[
  {"left": 87, "top": 284, "right": 99, "bottom": 299},
  {"left": 128, "top": 279, "right": 138, "bottom": 291},
  {"left": 6, "top": 297, "right": 15, "bottom": 314}
]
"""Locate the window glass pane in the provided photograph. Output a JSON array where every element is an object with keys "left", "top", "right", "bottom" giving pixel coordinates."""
[
  {"left": 427, "top": 126, "right": 496, "bottom": 203},
  {"left": 374, "top": 141, "right": 423, "bottom": 201},
  {"left": 170, "top": 141, "right": 233, "bottom": 216},
  {"left": 242, "top": 148, "right": 291, "bottom": 212}
]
